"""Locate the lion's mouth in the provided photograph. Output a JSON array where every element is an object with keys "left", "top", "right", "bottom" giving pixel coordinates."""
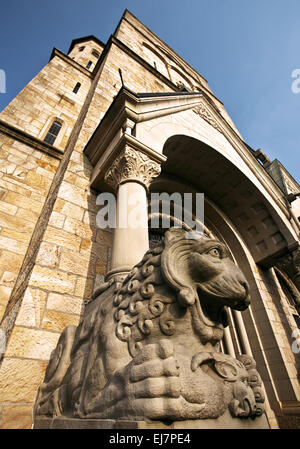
[
  {"left": 196, "top": 280, "right": 249, "bottom": 328},
  {"left": 195, "top": 287, "right": 226, "bottom": 328}
]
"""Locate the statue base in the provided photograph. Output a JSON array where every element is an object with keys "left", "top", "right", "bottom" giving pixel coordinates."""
[{"left": 33, "top": 410, "right": 269, "bottom": 429}]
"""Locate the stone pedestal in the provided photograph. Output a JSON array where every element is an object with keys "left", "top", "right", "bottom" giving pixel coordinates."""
[{"left": 34, "top": 411, "right": 269, "bottom": 429}]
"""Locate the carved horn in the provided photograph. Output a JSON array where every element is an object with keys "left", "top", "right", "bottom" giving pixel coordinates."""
[{"left": 161, "top": 228, "right": 197, "bottom": 307}]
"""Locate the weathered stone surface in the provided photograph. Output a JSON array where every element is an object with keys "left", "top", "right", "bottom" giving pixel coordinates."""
[
  {"left": 0, "top": 200, "right": 18, "bottom": 215},
  {"left": 29, "top": 266, "right": 77, "bottom": 295},
  {"left": 5, "top": 327, "right": 60, "bottom": 360},
  {"left": 36, "top": 242, "right": 61, "bottom": 268},
  {"left": 0, "top": 250, "right": 24, "bottom": 273},
  {"left": 57, "top": 181, "right": 89, "bottom": 209},
  {"left": 43, "top": 226, "right": 81, "bottom": 252},
  {"left": 15, "top": 288, "right": 47, "bottom": 327},
  {"left": 63, "top": 217, "right": 94, "bottom": 240},
  {"left": 0, "top": 235, "right": 28, "bottom": 255},
  {"left": 0, "top": 210, "right": 34, "bottom": 234},
  {"left": 47, "top": 292, "right": 84, "bottom": 315},
  {"left": 48, "top": 211, "right": 65, "bottom": 229},
  {"left": 1, "top": 405, "right": 33, "bottom": 429},
  {"left": 34, "top": 229, "right": 267, "bottom": 427},
  {"left": 0, "top": 358, "right": 48, "bottom": 402},
  {"left": 54, "top": 198, "right": 85, "bottom": 221},
  {"left": 74, "top": 276, "right": 94, "bottom": 299},
  {"left": 42, "top": 310, "right": 80, "bottom": 333},
  {"left": 0, "top": 285, "right": 12, "bottom": 308},
  {"left": 26, "top": 171, "right": 52, "bottom": 191},
  {"left": 0, "top": 270, "right": 17, "bottom": 288},
  {"left": 59, "top": 248, "right": 91, "bottom": 276},
  {"left": 0, "top": 228, "right": 31, "bottom": 243},
  {"left": 5, "top": 191, "right": 43, "bottom": 213},
  {"left": 34, "top": 411, "right": 269, "bottom": 429}
]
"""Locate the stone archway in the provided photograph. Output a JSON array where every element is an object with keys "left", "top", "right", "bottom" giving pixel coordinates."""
[{"left": 154, "top": 134, "right": 298, "bottom": 268}]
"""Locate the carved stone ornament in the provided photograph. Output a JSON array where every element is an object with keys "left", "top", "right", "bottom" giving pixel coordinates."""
[
  {"left": 276, "top": 249, "right": 300, "bottom": 285},
  {"left": 193, "top": 104, "right": 223, "bottom": 134},
  {"left": 105, "top": 146, "right": 161, "bottom": 191},
  {"left": 34, "top": 228, "right": 265, "bottom": 424},
  {"left": 283, "top": 174, "right": 299, "bottom": 195}
]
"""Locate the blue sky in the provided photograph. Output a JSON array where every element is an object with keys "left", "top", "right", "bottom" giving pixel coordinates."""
[{"left": 0, "top": 0, "right": 299, "bottom": 181}]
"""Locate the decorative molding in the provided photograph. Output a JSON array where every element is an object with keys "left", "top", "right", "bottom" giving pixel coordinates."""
[
  {"left": 0, "top": 120, "right": 63, "bottom": 160},
  {"left": 105, "top": 145, "right": 161, "bottom": 191},
  {"left": 283, "top": 174, "right": 299, "bottom": 195},
  {"left": 193, "top": 104, "right": 223, "bottom": 134}
]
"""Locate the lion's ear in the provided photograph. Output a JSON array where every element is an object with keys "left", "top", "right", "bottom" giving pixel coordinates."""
[
  {"left": 161, "top": 228, "right": 197, "bottom": 307},
  {"left": 213, "top": 360, "right": 238, "bottom": 382}
]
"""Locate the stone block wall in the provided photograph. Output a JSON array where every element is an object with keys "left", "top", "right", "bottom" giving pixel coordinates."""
[
  {"left": 0, "top": 27, "right": 178, "bottom": 428},
  {"left": 0, "top": 54, "right": 91, "bottom": 151},
  {"left": 68, "top": 41, "right": 104, "bottom": 72},
  {"left": 0, "top": 135, "right": 60, "bottom": 320},
  {"left": 114, "top": 11, "right": 241, "bottom": 135}
]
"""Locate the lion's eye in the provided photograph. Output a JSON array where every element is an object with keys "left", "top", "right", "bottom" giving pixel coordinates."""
[
  {"left": 208, "top": 248, "right": 221, "bottom": 258},
  {"left": 243, "top": 377, "right": 249, "bottom": 385}
]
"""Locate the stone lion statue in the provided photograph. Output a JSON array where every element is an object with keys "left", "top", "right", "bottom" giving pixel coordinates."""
[{"left": 34, "top": 228, "right": 265, "bottom": 423}]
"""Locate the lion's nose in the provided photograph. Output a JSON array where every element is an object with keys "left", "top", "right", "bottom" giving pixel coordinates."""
[
  {"left": 236, "top": 281, "right": 250, "bottom": 310},
  {"left": 234, "top": 269, "right": 249, "bottom": 296},
  {"left": 240, "top": 281, "right": 249, "bottom": 297}
]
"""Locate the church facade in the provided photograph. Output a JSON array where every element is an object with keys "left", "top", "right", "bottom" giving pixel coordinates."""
[{"left": 0, "top": 10, "right": 299, "bottom": 428}]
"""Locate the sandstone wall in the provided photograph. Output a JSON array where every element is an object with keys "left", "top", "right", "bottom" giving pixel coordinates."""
[{"left": 0, "top": 29, "right": 176, "bottom": 428}]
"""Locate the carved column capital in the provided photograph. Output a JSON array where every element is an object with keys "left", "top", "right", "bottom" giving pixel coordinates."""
[{"left": 104, "top": 146, "right": 161, "bottom": 191}]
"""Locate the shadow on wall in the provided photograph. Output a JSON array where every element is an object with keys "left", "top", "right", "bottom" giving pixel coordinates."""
[{"left": 81, "top": 154, "right": 113, "bottom": 307}]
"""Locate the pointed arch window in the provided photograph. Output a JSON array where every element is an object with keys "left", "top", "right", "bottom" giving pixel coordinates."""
[{"left": 44, "top": 119, "right": 62, "bottom": 145}]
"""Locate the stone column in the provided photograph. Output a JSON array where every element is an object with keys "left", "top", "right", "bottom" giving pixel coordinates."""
[
  {"left": 104, "top": 145, "right": 162, "bottom": 280},
  {"left": 232, "top": 310, "right": 253, "bottom": 356}
]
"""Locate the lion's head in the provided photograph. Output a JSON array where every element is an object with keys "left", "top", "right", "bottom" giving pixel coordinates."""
[{"left": 114, "top": 228, "right": 250, "bottom": 356}]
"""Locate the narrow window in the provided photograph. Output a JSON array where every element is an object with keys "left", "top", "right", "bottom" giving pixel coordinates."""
[
  {"left": 86, "top": 60, "right": 92, "bottom": 70},
  {"left": 153, "top": 61, "right": 157, "bottom": 70},
  {"left": 44, "top": 120, "right": 62, "bottom": 145},
  {"left": 73, "top": 82, "right": 81, "bottom": 93},
  {"left": 92, "top": 50, "right": 100, "bottom": 59},
  {"left": 79, "top": 46, "right": 85, "bottom": 52}
]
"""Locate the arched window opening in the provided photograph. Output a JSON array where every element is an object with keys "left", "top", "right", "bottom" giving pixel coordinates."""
[
  {"left": 43, "top": 119, "right": 62, "bottom": 146},
  {"left": 142, "top": 42, "right": 169, "bottom": 78},
  {"left": 86, "top": 60, "right": 92, "bottom": 70}
]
